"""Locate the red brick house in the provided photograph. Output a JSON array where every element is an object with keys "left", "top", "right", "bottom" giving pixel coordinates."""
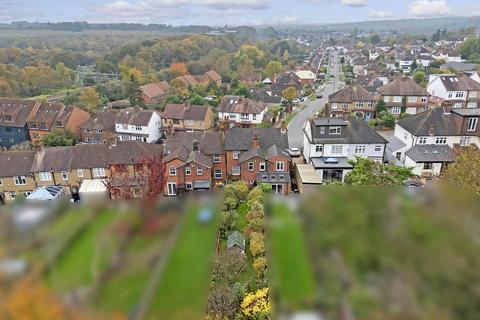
[{"left": 224, "top": 128, "right": 291, "bottom": 194}]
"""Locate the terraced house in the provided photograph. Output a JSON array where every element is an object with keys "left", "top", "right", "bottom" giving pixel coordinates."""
[
  {"left": 162, "top": 132, "right": 225, "bottom": 195},
  {"left": 378, "top": 76, "right": 429, "bottom": 115},
  {"left": 326, "top": 84, "right": 377, "bottom": 121},
  {"left": 26, "top": 103, "right": 90, "bottom": 144},
  {"left": 0, "top": 99, "right": 38, "bottom": 148},
  {"left": 225, "top": 128, "right": 291, "bottom": 195},
  {"left": 0, "top": 151, "right": 36, "bottom": 204}
]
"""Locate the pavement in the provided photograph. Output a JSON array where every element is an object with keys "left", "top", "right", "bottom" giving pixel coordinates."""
[{"left": 287, "top": 51, "right": 342, "bottom": 148}]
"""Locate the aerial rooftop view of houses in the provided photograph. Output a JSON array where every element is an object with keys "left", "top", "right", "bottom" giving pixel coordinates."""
[{"left": 0, "top": 2, "right": 480, "bottom": 320}]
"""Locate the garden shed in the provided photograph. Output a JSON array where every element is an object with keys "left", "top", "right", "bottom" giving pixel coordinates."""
[{"left": 227, "top": 231, "right": 246, "bottom": 253}]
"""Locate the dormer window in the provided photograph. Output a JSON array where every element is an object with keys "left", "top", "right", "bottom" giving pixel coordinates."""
[
  {"left": 56, "top": 121, "right": 64, "bottom": 128},
  {"left": 4, "top": 115, "right": 12, "bottom": 122},
  {"left": 30, "top": 122, "right": 37, "bottom": 129},
  {"left": 84, "top": 128, "right": 91, "bottom": 133},
  {"left": 97, "top": 129, "right": 103, "bottom": 134},
  {"left": 39, "top": 123, "right": 47, "bottom": 130},
  {"left": 329, "top": 126, "right": 341, "bottom": 134},
  {"left": 319, "top": 126, "right": 325, "bottom": 134}
]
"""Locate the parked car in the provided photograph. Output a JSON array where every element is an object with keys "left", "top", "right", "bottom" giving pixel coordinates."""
[
  {"left": 287, "top": 147, "right": 301, "bottom": 157},
  {"left": 316, "top": 94, "right": 323, "bottom": 99},
  {"left": 292, "top": 98, "right": 301, "bottom": 104}
]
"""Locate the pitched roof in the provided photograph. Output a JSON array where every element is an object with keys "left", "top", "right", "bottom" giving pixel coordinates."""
[
  {"left": 140, "top": 81, "right": 171, "bottom": 99},
  {"left": 405, "top": 144, "right": 455, "bottom": 162},
  {"left": 238, "top": 147, "right": 267, "bottom": 163},
  {"left": 250, "top": 89, "right": 282, "bottom": 105},
  {"left": 115, "top": 108, "right": 155, "bottom": 126},
  {"left": 107, "top": 141, "right": 163, "bottom": 165},
  {"left": 378, "top": 76, "right": 428, "bottom": 96},
  {"left": 219, "top": 96, "right": 267, "bottom": 114},
  {"left": 187, "top": 151, "right": 213, "bottom": 168},
  {"left": 31, "top": 147, "right": 74, "bottom": 172},
  {"left": 163, "top": 131, "right": 224, "bottom": 155},
  {"left": 225, "top": 128, "right": 289, "bottom": 151},
  {"left": 227, "top": 231, "right": 245, "bottom": 251},
  {"left": 0, "top": 99, "right": 38, "bottom": 128},
  {"left": 438, "top": 74, "right": 480, "bottom": 91},
  {"left": 162, "top": 104, "right": 210, "bottom": 121},
  {"left": 71, "top": 144, "right": 109, "bottom": 169},
  {"left": 308, "top": 117, "right": 387, "bottom": 144},
  {"left": 204, "top": 70, "right": 221, "bottom": 82},
  {"left": 328, "top": 85, "right": 376, "bottom": 103},
  {"left": 163, "top": 145, "right": 190, "bottom": 164},
  {"left": 0, "top": 151, "right": 35, "bottom": 176},
  {"left": 241, "top": 72, "right": 262, "bottom": 82},
  {"left": 80, "top": 111, "right": 116, "bottom": 130},
  {"left": 397, "top": 107, "right": 465, "bottom": 136}
]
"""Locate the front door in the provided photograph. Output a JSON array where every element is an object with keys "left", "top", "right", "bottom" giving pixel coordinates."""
[{"left": 167, "top": 183, "right": 177, "bottom": 196}]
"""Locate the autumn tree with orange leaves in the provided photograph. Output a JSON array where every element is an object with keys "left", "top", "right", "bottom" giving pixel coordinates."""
[{"left": 170, "top": 62, "right": 188, "bottom": 77}]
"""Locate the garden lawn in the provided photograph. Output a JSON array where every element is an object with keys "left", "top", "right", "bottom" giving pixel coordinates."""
[
  {"left": 237, "top": 202, "right": 249, "bottom": 230},
  {"left": 97, "top": 233, "right": 166, "bottom": 314},
  {"left": 268, "top": 202, "right": 316, "bottom": 310},
  {"left": 46, "top": 210, "right": 120, "bottom": 292},
  {"left": 147, "top": 206, "right": 220, "bottom": 320}
]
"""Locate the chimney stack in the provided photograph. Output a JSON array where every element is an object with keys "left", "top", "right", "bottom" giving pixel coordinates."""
[
  {"left": 442, "top": 101, "right": 452, "bottom": 115},
  {"left": 252, "top": 131, "right": 260, "bottom": 148}
]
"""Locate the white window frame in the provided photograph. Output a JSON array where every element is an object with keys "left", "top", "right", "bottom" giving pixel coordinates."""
[
  {"left": 259, "top": 162, "right": 266, "bottom": 172},
  {"left": 232, "top": 151, "right": 240, "bottom": 160},
  {"left": 467, "top": 118, "right": 478, "bottom": 132},
  {"left": 61, "top": 171, "right": 68, "bottom": 181},
  {"left": 435, "top": 137, "right": 447, "bottom": 145},
  {"left": 77, "top": 169, "right": 84, "bottom": 178},
  {"left": 9, "top": 192, "right": 16, "bottom": 200},
  {"left": 248, "top": 162, "right": 255, "bottom": 171},
  {"left": 169, "top": 167, "right": 176, "bottom": 176},
  {"left": 14, "top": 176, "right": 27, "bottom": 186},
  {"left": 185, "top": 167, "right": 191, "bottom": 176},
  {"left": 331, "top": 145, "right": 343, "bottom": 154},
  {"left": 275, "top": 161, "right": 285, "bottom": 172},
  {"left": 186, "top": 182, "right": 193, "bottom": 190},
  {"left": 460, "top": 136, "right": 471, "bottom": 146},
  {"left": 354, "top": 145, "right": 366, "bottom": 154},
  {"left": 374, "top": 145, "right": 382, "bottom": 152},
  {"left": 315, "top": 145, "right": 323, "bottom": 153},
  {"left": 197, "top": 166, "right": 203, "bottom": 176},
  {"left": 329, "top": 126, "right": 341, "bottom": 134},
  {"left": 391, "top": 106, "right": 401, "bottom": 114},
  {"left": 214, "top": 169, "right": 222, "bottom": 179},
  {"left": 92, "top": 168, "right": 106, "bottom": 178},
  {"left": 135, "top": 125, "right": 142, "bottom": 131},
  {"left": 319, "top": 127, "right": 325, "bottom": 134},
  {"left": 39, "top": 172, "right": 52, "bottom": 182},
  {"left": 232, "top": 166, "right": 241, "bottom": 176},
  {"left": 418, "top": 137, "right": 427, "bottom": 144},
  {"left": 213, "top": 154, "right": 221, "bottom": 163}
]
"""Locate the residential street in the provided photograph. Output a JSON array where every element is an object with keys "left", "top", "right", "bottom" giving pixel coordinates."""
[{"left": 288, "top": 51, "right": 342, "bottom": 148}]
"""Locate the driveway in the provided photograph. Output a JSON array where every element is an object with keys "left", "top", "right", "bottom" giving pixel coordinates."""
[{"left": 288, "top": 51, "right": 342, "bottom": 148}]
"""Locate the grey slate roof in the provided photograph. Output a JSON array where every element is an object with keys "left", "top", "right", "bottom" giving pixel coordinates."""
[
  {"left": 308, "top": 117, "right": 387, "bottom": 144},
  {"left": 451, "top": 108, "right": 480, "bottom": 117},
  {"left": 115, "top": 108, "right": 155, "bottom": 126},
  {"left": 163, "top": 132, "right": 224, "bottom": 155},
  {"left": 31, "top": 147, "right": 73, "bottom": 172},
  {"left": 224, "top": 128, "right": 289, "bottom": 151},
  {"left": 219, "top": 96, "right": 267, "bottom": 114},
  {"left": 438, "top": 74, "right": 480, "bottom": 92},
  {"left": 398, "top": 107, "right": 475, "bottom": 136},
  {"left": 187, "top": 151, "right": 213, "bottom": 168},
  {"left": 0, "top": 99, "right": 38, "bottom": 128},
  {"left": 80, "top": 111, "right": 116, "bottom": 131},
  {"left": 405, "top": 144, "right": 455, "bottom": 162},
  {"left": 162, "top": 104, "right": 210, "bottom": 121},
  {"left": 238, "top": 147, "right": 267, "bottom": 163}
]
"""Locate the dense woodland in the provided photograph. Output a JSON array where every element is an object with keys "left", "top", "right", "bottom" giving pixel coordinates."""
[{"left": 0, "top": 29, "right": 306, "bottom": 103}]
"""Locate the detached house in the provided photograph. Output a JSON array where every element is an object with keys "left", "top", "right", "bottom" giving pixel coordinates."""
[
  {"left": 326, "top": 84, "right": 376, "bottom": 121},
  {"left": 140, "top": 81, "right": 171, "bottom": 105},
  {"left": 161, "top": 103, "right": 214, "bottom": 132},
  {"left": 163, "top": 132, "right": 225, "bottom": 195},
  {"left": 225, "top": 128, "right": 291, "bottom": 195},
  {"left": 393, "top": 106, "right": 480, "bottom": 177},
  {"left": 26, "top": 103, "right": 90, "bottom": 144},
  {"left": 80, "top": 111, "right": 116, "bottom": 144},
  {"left": 0, "top": 99, "right": 38, "bottom": 148},
  {"left": 218, "top": 96, "right": 267, "bottom": 128},
  {"left": 427, "top": 74, "right": 480, "bottom": 109},
  {"left": 0, "top": 151, "right": 36, "bottom": 204},
  {"left": 378, "top": 76, "right": 429, "bottom": 115},
  {"left": 115, "top": 108, "right": 162, "bottom": 143},
  {"left": 303, "top": 117, "right": 387, "bottom": 184}
]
